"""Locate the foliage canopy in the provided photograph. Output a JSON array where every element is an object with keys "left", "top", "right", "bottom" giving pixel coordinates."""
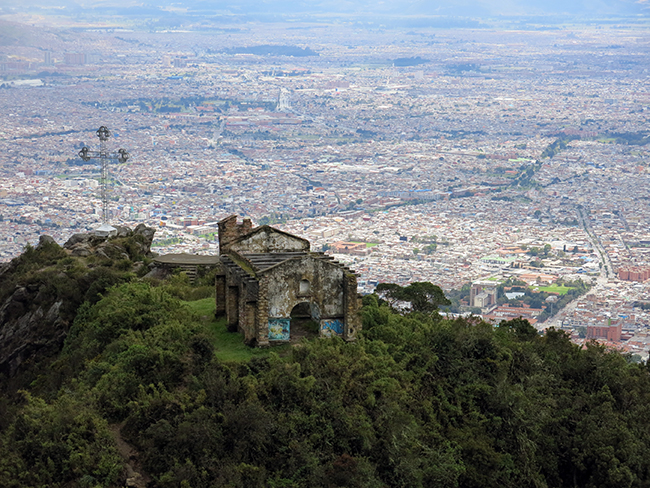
[{"left": 2, "top": 276, "right": 650, "bottom": 488}]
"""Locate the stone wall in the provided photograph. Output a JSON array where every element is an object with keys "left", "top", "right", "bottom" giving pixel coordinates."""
[
  {"left": 263, "top": 256, "right": 345, "bottom": 321},
  {"left": 256, "top": 277, "right": 270, "bottom": 347},
  {"left": 229, "top": 227, "right": 310, "bottom": 254},
  {"left": 343, "top": 272, "right": 361, "bottom": 341},
  {"left": 218, "top": 215, "right": 253, "bottom": 254}
]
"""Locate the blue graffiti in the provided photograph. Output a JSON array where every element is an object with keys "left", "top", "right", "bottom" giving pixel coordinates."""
[
  {"left": 320, "top": 319, "right": 344, "bottom": 337},
  {"left": 268, "top": 318, "right": 290, "bottom": 341}
]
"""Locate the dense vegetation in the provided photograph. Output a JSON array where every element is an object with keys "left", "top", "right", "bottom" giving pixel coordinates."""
[{"left": 3, "top": 248, "right": 650, "bottom": 488}]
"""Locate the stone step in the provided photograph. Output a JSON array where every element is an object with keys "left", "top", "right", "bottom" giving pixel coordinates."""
[{"left": 177, "top": 264, "right": 198, "bottom": 284}]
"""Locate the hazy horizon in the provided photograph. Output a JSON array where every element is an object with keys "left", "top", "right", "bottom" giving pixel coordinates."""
[{"left": 1, "top": 0, "right": 649, "bottom": 22}]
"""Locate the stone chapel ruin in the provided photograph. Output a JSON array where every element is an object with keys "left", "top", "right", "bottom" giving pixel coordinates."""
[{"left": 215, "top": 215, "right": 361, "bottom": 346}]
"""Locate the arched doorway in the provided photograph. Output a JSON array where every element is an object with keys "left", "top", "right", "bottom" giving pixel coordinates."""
[{"left": 290, "top": 302, "right": 320, "bottom": 342}]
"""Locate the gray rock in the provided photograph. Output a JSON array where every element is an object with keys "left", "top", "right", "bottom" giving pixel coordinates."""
[
  {"left": 96, "top": 242, "right": 130, "bottom": 261},
  {"left": 37, "top": 235, "right": 57, "bottom": 248},
  {"left": 45, "top": 301, "right": 63, "bottom": 323},
  {"left": 64, "top": 232, "right": 109, "bottom": 250},
  {"left": 114, "top": 226, "right": 132, "bottom": 238},
  {"left": 126, "top": 473, "right": 146, "bottom": 488},
  {"left": 69, "top": 242, "right": 92, "bottom": 257},
  {"left": 63, "top": 233, "right": 91, "bottom": 249},
  {"left": 12, "top": 287, "right": 30, "bottom": 303},
  {"left": 134, "top": 223, "right": 156, "bottom": 243},
  {"left": 0, "top": 287, "right": 68, "bottom": 378},
  {"left": 143, "top": 266, "right": 171, "bottom": 281}
]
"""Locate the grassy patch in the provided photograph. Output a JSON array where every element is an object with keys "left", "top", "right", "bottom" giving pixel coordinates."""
[
  {"left": 534, "top": 285, "right": 571, "bottom": 295},
  {"left": 350, "top": 241, "right": 379, "bottom": 248},
  {"left": 184, "top": 298, "right": 290, "bottom": 362}
]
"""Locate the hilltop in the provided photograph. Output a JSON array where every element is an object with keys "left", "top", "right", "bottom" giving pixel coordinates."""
[
  {"left": 2, "top": 236, "right": 650, "bottom": 487},
  {"left": 0, "top": 225, "right": 155, "bottom": 386}
]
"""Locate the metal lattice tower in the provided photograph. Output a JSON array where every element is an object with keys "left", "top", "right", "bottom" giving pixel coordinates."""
[{"left": 78, "top": 126, "right": 129, "bottom": 225}]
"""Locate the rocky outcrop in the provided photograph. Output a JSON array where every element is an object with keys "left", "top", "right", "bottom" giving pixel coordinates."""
[
  {"left": 0, "top": 225, "right": 157, "bottom": 381},
  {"left": 0, "top": 285, "right": 67, "bottom": 378},
  {"left": 37, "top": 235, "right": 57, "bottom": 247},
  {"left": 63, "top": 224, "right": 156, "bottom": 260},
  {"left": 131, "top": 224, "right": 157, "bottom": 257}
]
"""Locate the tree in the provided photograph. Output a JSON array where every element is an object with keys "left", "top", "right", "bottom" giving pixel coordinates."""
[
  {"left": 498, "top": 317, "right": 538, "bottom": 341},
  {"left": 375, "top": 282, "right": 450, "bottom": 313},
  {"left": 424, "top": 243, "right": 437, "bottom": 254},
  {"left": 375, "top": 283, "right": 404, "bottom": 308},
  {"left": 527, "top": 247, "right": 540, "bottom": 257},
  {"left": 401, "top": 282, "right": 451, "bottom": 313}
]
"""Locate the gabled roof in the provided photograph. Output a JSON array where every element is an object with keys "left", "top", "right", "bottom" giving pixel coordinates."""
[{"left": 228, "top": 225, "right": 310, "bottom": 253}]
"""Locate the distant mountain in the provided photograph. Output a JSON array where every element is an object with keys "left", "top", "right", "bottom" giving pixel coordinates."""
[{"left": 6, "top": 0, "right": 649, "bottom": 19}]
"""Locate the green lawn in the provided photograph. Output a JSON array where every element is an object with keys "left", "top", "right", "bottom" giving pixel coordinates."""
[
  {"left": 184, "top": 298, "right": 291, "bottom": 362},
  {"left": 350, "top": 241, "right": 379, "bottom": 248},
  {"left": 534, "top": 285, "right": 571, "bottom": 295}
]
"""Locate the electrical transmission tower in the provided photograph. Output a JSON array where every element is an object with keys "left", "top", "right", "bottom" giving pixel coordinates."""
[{"left": 78, "top": 126, "right": 129, "bottom": 229}]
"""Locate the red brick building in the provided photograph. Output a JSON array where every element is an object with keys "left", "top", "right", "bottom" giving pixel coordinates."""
[
  {"left": 484, "top": 303, "right": 544, "bottom": 325},
  {"left": 587, "top": 322, "right": 622, "bottom": 342},
  {"left": 618, "top": 267, "right": 650, "bottom": 282}
]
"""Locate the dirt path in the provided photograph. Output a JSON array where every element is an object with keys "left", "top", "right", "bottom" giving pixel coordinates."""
[{"left": 108, "top": 422, "right": 151, "bottom": 488}]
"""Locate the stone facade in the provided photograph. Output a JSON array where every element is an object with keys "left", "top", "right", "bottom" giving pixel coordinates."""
[{"left": 216, "top": 215, "right": 360, "bottom": 346}]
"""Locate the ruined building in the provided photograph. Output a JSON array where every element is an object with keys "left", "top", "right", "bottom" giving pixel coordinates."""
[{"left": 215, "top": 215, "right": 361, "bottom": 346}]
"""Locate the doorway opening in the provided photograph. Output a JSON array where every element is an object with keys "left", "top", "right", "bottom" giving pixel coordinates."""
[{"left": 290, "top": 302, "right": 320, "bottom": 342}]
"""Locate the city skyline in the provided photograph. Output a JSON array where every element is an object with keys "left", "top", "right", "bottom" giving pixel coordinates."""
[{"left": 1, "top": 8, "right": 650, "bottom": 354}]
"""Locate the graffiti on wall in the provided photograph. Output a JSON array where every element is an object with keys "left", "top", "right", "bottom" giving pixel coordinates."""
[
  {"left": 268, "top": 318, "right": 291, "bottom": 341},
  {"left": 320, "top": 319, "right": 344, "bottom": 337}
]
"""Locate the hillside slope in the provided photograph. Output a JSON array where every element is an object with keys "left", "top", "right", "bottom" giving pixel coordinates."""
[{"left": 1, "top": 240, "right": 650, "bottom": 488}]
